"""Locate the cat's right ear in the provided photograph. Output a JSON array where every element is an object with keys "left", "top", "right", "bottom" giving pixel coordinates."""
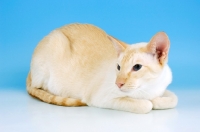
[
  {"left": 108, "top": 36, "right": 126, "bottom": 57},
  {"left": 147, "top": 32, "right": 170, "bottom": 65}
]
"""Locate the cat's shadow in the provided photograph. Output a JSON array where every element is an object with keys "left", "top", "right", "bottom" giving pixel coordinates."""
[{"left": 27, "top": 96, "right": 178, "bottom": 131}]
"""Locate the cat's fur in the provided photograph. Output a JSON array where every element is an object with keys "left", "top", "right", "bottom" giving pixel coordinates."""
[{"left": 27, "top": 23, "right": 178, "bottom": 114}]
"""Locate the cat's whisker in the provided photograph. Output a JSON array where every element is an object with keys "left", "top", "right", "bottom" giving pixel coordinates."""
[{"left": 139, "top": 89, "right": 150, "bottom": 96}]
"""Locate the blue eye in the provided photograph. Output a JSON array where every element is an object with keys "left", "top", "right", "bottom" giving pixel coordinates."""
[
  {"left": 132, "top": 64, "right": 142, "bottom": 71},
  {"left": 117, "top": 64, "right": 120, "bottom": 71}
]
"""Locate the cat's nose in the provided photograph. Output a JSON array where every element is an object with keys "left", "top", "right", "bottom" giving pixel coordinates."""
[{"left": 116, "top": 82, "right": 124, "bottom": 88}]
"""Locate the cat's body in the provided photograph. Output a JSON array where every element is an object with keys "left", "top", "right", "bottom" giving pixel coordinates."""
[{"left": 27, "top": 23, "right": 178, "bottom": 114}]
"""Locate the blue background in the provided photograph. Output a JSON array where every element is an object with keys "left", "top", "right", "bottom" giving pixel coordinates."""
[{"left": 0, "top": 0, "right": 200, "bottom": 90}]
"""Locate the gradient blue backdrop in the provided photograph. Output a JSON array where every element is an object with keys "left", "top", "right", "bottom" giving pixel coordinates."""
[{"left": 0, "top": 0, "right": 200, "bottom": 90}]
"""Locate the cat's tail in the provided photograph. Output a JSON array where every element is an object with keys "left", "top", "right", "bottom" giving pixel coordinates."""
[{"left": 26, "top": 72, "right": 87, "bottom": 106}]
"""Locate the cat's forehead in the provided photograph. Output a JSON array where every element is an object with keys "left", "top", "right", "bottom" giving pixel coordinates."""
[
  {"left": 119, "top": 42, "right": 152, "bottom": 64},
  {"left": 125, "top": 42, "right": 147, "bottom": 56}
]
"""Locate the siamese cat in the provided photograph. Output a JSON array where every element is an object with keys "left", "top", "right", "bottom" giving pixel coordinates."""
[{"left": 27, "top": 24, "right": 177, "bottom": 114}]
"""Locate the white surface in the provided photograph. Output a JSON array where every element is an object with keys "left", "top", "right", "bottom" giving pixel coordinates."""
[{"left": 0, "top": 89, "right": 199, "bottom": 132}]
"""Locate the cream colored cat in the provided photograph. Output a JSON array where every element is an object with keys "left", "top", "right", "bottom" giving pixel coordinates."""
[{"left": 27, "top": 23, "right": 178, "bottom": 114}]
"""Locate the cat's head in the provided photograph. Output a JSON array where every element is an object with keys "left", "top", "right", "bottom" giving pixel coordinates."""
[{"left": 109, "top": 32, "right": 170, "bottom": 92}]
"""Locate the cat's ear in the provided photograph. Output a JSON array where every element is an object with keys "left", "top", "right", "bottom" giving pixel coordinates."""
[
  {"left": 147, "top": 32, "right": 170, "bottom": 65},
  {"left": 108, "top": 36, "right": 126, "bottom": 57}
]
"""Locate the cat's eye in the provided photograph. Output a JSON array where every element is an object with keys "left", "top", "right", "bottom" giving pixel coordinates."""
[
  {"left": 132, "top": 64, "right": 142, "bottom": 71},
  {"left": 117, "top": 64, "right": 120, "bottom": 71}
]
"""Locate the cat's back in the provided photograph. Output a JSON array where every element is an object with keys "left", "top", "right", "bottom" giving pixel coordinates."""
[
  {"left": 61, "top": 24, "right": 116, "bottom": 56},
  {"left": 33, "top": 23, "right": 116, "bottom": 60},
  {"left": 59, "top": 23, "right": 107, "bottom": 40}
]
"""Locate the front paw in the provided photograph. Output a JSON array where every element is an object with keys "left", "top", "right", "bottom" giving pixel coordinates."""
[
  {"left": 133, "top": 99, "right": 153, "bottom": 114},
  {"left": 151, "top": 96, "right": 178, "bottom": 110}
]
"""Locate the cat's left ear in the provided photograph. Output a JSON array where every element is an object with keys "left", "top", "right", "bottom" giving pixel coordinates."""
[
  {"left": 147, "top": 32, "right": 170, "bottom": 65},
  {"left": 108, "top": 36, "right": 127, "bottom": 57}
]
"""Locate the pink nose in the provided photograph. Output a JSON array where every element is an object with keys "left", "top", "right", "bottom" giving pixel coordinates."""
[{"left": 116, "top": 82, "right": 124, "bottom": 88}]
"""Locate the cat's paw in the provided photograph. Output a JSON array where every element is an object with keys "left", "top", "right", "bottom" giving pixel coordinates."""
[
  {"left": 151, "top": 96, "right": 178, "bottom": 110},
  {"left": 133, "top": 99, "right": 153, "bottom": 114}
]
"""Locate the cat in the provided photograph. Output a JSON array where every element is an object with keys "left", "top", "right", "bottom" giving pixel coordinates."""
[{"left": 26, "top": 23, "right": 178, "bottom": 114}]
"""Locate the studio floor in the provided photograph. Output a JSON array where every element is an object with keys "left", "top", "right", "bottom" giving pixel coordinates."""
[{"left": 0, "top": 88, "right": 199, "bottom": 132}]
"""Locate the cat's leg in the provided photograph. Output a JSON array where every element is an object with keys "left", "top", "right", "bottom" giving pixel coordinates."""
[
  {"left": 101, "top": 97, "right": 153, "bottom": 114},
  {"left": 151, "top": 90, "right": 178, "bottom": 110}
]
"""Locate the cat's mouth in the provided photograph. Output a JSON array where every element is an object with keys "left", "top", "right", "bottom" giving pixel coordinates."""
[
  {"left": 120, "top": 86, "right": 138, "bottom": 93},
  {"left": 120, "top": 89, "right": 133, "bottom": 93}
]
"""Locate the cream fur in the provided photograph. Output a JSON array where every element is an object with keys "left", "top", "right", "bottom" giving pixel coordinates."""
[{"left": 27, "top": 23, "right": 178, "bottom": 114}]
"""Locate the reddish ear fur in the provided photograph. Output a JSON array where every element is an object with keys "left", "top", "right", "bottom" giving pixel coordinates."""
[
  {"left": 147, "top": 32, "right": 170, "bottom": 65},
  {"left": 108, "top": 36, "right": 126, "bottom": 57}
]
